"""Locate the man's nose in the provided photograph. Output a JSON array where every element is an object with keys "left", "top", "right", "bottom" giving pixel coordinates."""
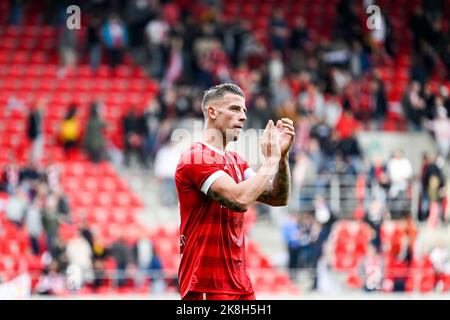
[{"left": 239, "top": 111, "right": 247, "bottom": 121}]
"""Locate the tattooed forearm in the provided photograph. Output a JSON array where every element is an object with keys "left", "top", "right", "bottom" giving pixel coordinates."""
[
  {"left": 257, "top": 158, "right": 291, "bottom": 206},
  {"left": 207, "top": 188, "right": 248, "bottom": 212}
]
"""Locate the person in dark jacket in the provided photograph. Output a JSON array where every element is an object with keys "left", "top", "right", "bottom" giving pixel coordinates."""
[
  {"left": 27, "top": 100, "right": 46, "bottom": 163},
  {"left": 82, "top": 103, "right": 106, "bottom": 163}
]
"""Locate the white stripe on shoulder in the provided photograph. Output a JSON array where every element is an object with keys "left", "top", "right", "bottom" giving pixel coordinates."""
[
  {"left": 200, "top": 170, "right": 227, "bottom": 194},
  {"left": 244, "top": 167, "right": 257, "bottom": 180}
]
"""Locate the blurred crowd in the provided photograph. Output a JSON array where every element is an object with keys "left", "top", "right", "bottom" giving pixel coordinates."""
[{"left": 0, "top": 154, "right": 168, "bottom": 294}]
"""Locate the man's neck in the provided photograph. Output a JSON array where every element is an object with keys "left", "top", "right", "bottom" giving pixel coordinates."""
[{"left": 202, "top": 125, "right": 227, "bottom": 152}]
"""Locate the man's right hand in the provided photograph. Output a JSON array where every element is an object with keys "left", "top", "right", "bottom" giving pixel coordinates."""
[{"left": 260, "top": 120, "right": 281, "bottom": 162}]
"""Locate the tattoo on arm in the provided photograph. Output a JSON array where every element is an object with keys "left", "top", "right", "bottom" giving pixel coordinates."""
[
  {"left": 207, "top": 188, "right": 247, "bottom": 212},
  {"left": 257, "top": 159, "right": 291, "bottom": 206}
]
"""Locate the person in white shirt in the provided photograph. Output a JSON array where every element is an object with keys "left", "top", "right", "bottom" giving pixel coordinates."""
[
  {"left": 386, "top": 150, "right": 413, "bottom": 218},
  {"left": 387, "top": 149, "right": 413, "bottom": 198},
  {"left": 425, "top": 104, "right": 450, "bottom": 159},
  {"left": 66, "top": 230, "right": 94, "bottom": 286},
  {"left": 154, "top": 140, "right": 181, "bottom": 206}
]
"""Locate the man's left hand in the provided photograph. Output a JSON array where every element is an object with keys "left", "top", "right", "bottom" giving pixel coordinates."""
[{"left": 276, "top": 118, "right": 295, "bottom": 160}]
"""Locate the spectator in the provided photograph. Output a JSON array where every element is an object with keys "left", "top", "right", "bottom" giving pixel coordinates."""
[
  {"left": 142, "top": 98, "right": 163, "bottom": 161},
  {"left": 335, "top": 109, "right": 360, "bottom": 140},
  {"left": 92, "top": 235, "right": 109, "bottom": 290},
  {"left": 82, "top": 103, "right": 106, "bottom": 163},
  {"left": 409, "top": 6, "right": 430, "bottom": 53},
  {"left": 422, "top": 82, "right": 437, "bottom": 120},
  {"left": 8, "top": 0, "right": 24, "bottom": 25},
  {"left": 269, "top": 8, "right": 289, "bottom": 53},
  {"left": 387, "top": 234, "right": 413, "bottom": 292},
  {"left": 410, "top": 54, "right": 428, "bottom": 87},
  {"left": 124, "top": 0, "right": 153, "bottom": 48},
  {"left": 42, "top": 194, "right": 61, "bottom": 255},
  {"left": 109, "top": 234, "right": 131, "bottom": 288},
  {"left": 24, "top": 197, "right": 43, "bottom": 256},
  {"left": 66, "top": 229, "right": 94, "bottom": 286},
  {"left": 268, "top": 50, "right": 284, "bottom": 86},
  {"left": 77, "top": 218, "right": 93, "bottom": 250},
  {"left": 293, "top": 151, "right": 318, "bottom": 212},
  {"left": 402, "top": 81, "right": 426, "bottom": 131},
  {"left": 162, "top": 37, "right": 184, "bottom": 90},
  {"left": 420, "top": 153, "right": 445, "bottom": 221},
  {"left": 368, "top": 155, "right": 390, "bottom": 205},
  {"left": 132, "top": 233, "right": 153, "bottom": 288},
  {"left": 51, "top": 236, "right": 68, "bottom": 272},
  {"left": 19, "top": 159, "right": 41, "bottom": 186},
  {"left": 145, "top": 11, "right": 170, "bottom": 79},
  {"left": 313, "top": 196, "right": 335, "bottom": 238},
  {"left": 282, "top": 213, "right": 301, "bottom": 282},
  {"left": 86, "top": 16, "right": 102, "bottom": 71},
  {"left": 149, "top": 245, "right": 166, "bottom": 293},
  {"left": 387, "top": 150, "right": 413, "bottom": 218},
  {"left": 310, "top": 117, "right": 332, "bottom": 152},
  {"left": 349, "top": 41, "right": 370, "bottom": 79},
  {"left": 298, "top": 83, "right": 325, "bottom": 117},
  {"left": 368, "top": 79, "right": 388, "bottom": 129},
  {"left": 59, "top": 20, "right": 79, "bottom": 69},
  {"left": 44, "top": 161, "right": 62, "bottom": 194},
  {"left": 442, "top": 86, "right": 450, "bottom": 115},
  {"left": 122, "top": 107, "right": 148, "bottom": 169},
  {"left": 154, "top": 140, "right": 180, "bottom": 206},
  {"left": 298, "top": 212, "right": 315, "bottom": 269},
  {"left": 311, "top": 195, "right": 336, "bottom": 289},
  {"left": 425, "top": 104, "right": 450, "bottom": 159},
  {"left": 174, "top": 85, "right": 193, "bottom": 118},
  {"left": 443, "top": 43, "right": 450, "bottom": 80},
  {"left": 364, "top": 200, "right": 387, "bottom": 253},
  {"left": 59, "top": 104, "right": 81, "bottom": 157},
  {"left": 35, "top": 260, "right": 66, "bottom": 295},
  {"left": 1, "top": 153, "right": 20, "bottom": 194},
  {"left": 246, "top": 94, "right": 273, "bottom": 130},
  {"left": 27, "top": 100, "right": 46, "bottom": 164},
  {"left": 290, "top": 17, "right": 309, "bottom": 51},
  {"left": 5, "top": 188, "right": 27, "bottom": 227},
  {"left": 323, "top": 96, "right": 343, "bottom": 129},
  {"left": 102, "top": 14, "right": 129, "bottom": 68},
  {"left": 55, "top": 191, "right": 70, "bottom": 224}
]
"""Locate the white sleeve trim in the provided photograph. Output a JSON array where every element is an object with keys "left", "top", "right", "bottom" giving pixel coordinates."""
[
  {"left": 244, "top": 167, "right": 257, "bottom": 180},
  {"left": 201, "top": 170, "right": 227, "bottom": 194}
]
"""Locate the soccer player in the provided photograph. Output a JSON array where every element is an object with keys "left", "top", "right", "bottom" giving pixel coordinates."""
[{"left": 175, "top": 83, "right": 295, "bottom": 300}]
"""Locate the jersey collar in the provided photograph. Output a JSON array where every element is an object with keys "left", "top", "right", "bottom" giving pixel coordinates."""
[{"left": 198, "top": 141, "right": 226, "bottom": 156}]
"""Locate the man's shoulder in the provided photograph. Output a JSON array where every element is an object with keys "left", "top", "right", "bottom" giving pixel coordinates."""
[
  {"left": 179, "top": 142, "right": 224, "bottom": 164},
  {"left": 178, "top": 142, "right": 204, "bottom": 161},
  {"left": 177, "top": 142, "right": 209, "bottom": 170}
]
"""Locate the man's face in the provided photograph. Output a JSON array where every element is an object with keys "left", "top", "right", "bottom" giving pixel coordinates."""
[{"left": 209, "top": 93, "right": 247, "bottom": 142}]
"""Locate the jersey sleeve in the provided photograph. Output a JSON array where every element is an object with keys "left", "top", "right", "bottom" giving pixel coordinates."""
[
  {"left": 231, "top": 152, "right": 256, "bottom": 181},
  {"left": 244, "top": 167, "right": 256, "bottom": 180},
  {"left": 188, "top": 148, "right": 226, "bottom": 195}
]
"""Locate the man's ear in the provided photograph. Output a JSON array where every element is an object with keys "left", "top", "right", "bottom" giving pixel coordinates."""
[{"left": 208, "top": 106, "right": 217, "bottom": 120}]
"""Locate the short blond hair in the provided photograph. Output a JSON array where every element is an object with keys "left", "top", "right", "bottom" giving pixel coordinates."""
[{"left": 201, "top": 83, "right": 245, "bottom": 114}]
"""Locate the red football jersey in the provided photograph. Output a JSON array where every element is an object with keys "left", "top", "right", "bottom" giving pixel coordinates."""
[{"left": 175, "top": 141, "right": 255, "bottom": 299}]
